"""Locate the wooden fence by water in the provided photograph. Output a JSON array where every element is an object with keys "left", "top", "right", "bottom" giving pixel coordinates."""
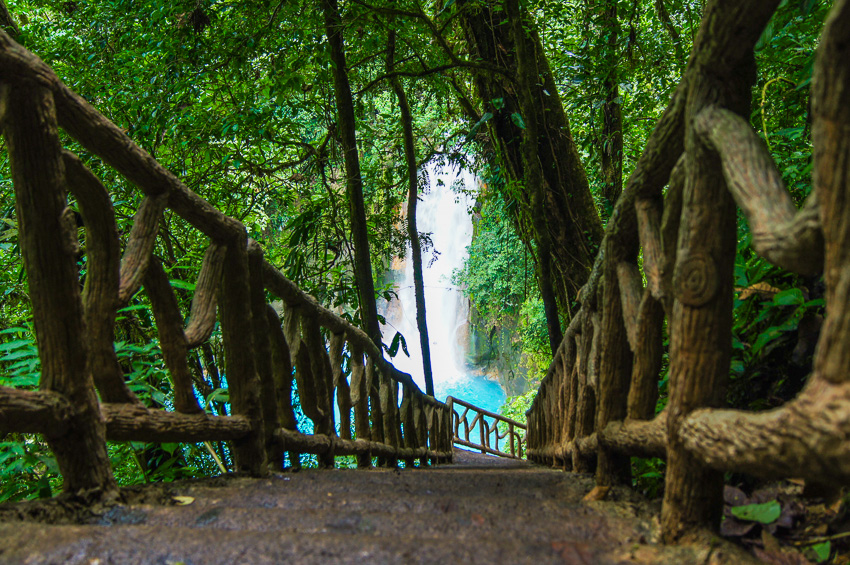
[{"left": 448, "top": 396, "right": 526, "bottom": 459}]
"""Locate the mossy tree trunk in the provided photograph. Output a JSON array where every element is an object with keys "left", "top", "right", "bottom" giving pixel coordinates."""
[{"left": 458, "top": 0, "right": 604, "bottom": 330}]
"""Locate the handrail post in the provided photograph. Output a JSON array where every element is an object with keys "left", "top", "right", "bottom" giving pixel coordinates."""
[
  {"left": 1, "top": 82, "right": 115, "bottom": 494},
  {"left": 219, "top": 235, "right": 268, "bottom": 476}
]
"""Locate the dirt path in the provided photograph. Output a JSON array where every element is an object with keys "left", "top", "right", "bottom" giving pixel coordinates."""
[{"left": 0, "top": 450, "right": 758, "bottom": 564}]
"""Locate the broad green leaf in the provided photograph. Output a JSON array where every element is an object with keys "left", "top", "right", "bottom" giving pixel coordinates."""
[
  {"left": 773, "top": 288, "right": 804, "bottom": 306},
  {"left": 161, "top": 443, "right": 179, "bottom": 455},
  {"left": 729, "top": 500, "right": 781, "bottom": 524}
]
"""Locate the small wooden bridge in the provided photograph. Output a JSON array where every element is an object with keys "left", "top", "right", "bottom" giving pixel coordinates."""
[{"left": 0, "top": 0, "right": 849, "bottom": 561}]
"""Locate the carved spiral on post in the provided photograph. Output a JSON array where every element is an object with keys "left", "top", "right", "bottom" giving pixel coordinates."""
[{"left": 673, "top": 253, "right": 718, "bottom": 307}]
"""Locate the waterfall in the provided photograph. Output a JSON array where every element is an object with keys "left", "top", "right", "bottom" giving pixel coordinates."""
[{"left": 381, "top": 164, "right": 506, "bottom": 415}]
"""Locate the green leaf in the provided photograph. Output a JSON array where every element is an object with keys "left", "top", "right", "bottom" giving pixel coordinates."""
[
  {"left": 205, "top": 388, "right": 229, "bottom": 410},
  {"left": 0, "top": 340, "right": 32, "bottom": 352},
  {"left": 169, "top": 279, "right": 196, "bottom": 291},
  {"left": 117, "top": 304, "right": 151, "bottom": 313},
  {"left": 511, "top": 112, "right": 526, "bottom": 129},
  {"left": 438, "top": 0, "right": 456, "bottom": 15},
  {"left": 467, "top": 112, "right": 494, "bottom": 140},
  {"left": 773, "top": 288, "right": 804, "bottom": 306},
  {"left": 811, "top": 541, "right": 831, "bottom": 563},
  {"left": 2, "top": 348, "right": 37, "bottom": 361},
  {"left": 161, "top": 443, "right": 179, "bottom": 455},
  {"left": 729, "top": 500, "right": 781, "bottom": 524},
  {"left": 754, "top": 19, "right": 776, "bottom": 51},
  {"left": 386, "top": 331, "right": 409, "bottom": 358}
]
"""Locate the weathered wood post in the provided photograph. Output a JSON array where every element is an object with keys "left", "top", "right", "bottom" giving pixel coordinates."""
[
  {"left": 248, "top": 241, "right": 282, "bottom": 470},
  {"left": 661, "top": 0, "right": 779, "bottom": 541},
  {"left": 0, "top": 82, "right": 115, "bottom": 494},
  {"left": 219, "top": 235, "right": 268, "bottom": 476},
  {"left": 267, "top": 306, "right": 300, "bottom": 470},
  {"left": 350, "top": 345, "right": 372, "bottom": 467}
]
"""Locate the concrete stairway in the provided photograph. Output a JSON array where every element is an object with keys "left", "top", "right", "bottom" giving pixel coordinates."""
[{"left": 0, "top": 450, "right": 756, "bottom": 564}]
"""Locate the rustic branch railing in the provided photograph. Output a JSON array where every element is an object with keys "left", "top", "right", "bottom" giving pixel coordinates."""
[
  {"left": 0, "top": 29, "right": 453, "bottom": 490},
  {"left": 447, "top": 396, "right": 526, "bottom": 459},
  {"left": 527, "top": 0, "right": 850, "bottom": 543}
]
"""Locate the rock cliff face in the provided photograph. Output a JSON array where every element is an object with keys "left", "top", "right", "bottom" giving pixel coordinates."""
[{"left": 465, "top": 308, "right": 535, "bottom": 398}]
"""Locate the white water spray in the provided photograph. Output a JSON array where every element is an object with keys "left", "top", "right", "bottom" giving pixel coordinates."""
[{"left": 381, "top": 164, "right": 506, "bottom": 412}]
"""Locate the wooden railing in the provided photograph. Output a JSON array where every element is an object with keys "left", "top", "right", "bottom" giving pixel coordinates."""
[
  {"left": 527, "top": 0, "right": 850, "bottom": 542},
  {"left": 0, "top": 30, "right": 453, "bottom": 493},
  {"left": 447, "top": 396, "right": 526, "bottom": 459}
]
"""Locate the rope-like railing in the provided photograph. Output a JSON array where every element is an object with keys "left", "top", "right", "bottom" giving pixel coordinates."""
[
  {"left": 0, "top": 29, "right": 453, "bottom": 490},
  {"left": 527, "top": 0, "right": 850, "bottom": 542},
  {"left": 447, "top": 396, "right": 526, "bottom": 459}
]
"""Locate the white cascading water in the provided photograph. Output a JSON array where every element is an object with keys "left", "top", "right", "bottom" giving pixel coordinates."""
[{"left": 381, "top": 164, "right": 506, "bottom": 414}]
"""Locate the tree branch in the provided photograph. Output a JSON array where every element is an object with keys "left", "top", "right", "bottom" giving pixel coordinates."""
[{"left": 695, "top": 105, "right": 824, "bottom": 276}]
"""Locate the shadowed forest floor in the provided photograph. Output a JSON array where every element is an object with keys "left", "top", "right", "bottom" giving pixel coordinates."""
[{"left": 0, "top": 449, "right": 762, "bottom": 564}]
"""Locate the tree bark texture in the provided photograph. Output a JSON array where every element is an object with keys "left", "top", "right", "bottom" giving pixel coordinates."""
[
  {"left": 248, "top": 242, "right": 283, "bottom": 469},
  {"left": 143, "top": 256, "right": 203, "bottom": 414},
  {"left": 596, "top": 0, "right": 624, "bottom": 209},
  {"left": 184, "top": 242, "right": 226, "bottom": 348},
  {"left": 672, "top": 0, "right": 850, "bottom": 489},
  {"left": 0, "top": 0, "right": 19, "bottom": 39},
  {"left": 102, "top": 404, "right": 250, "bottom": 443},
  {"left": 505, "top": 0, "right": 563, "bottom": 354},
  {"left": 0, "top": 387, "right": 73, "bottom": 436},
  {"left": 594, "top": 237, "right": 633, "bottom": 486},
  {"left": 694, "top": 107, "right": 823, "bottom": 276}
]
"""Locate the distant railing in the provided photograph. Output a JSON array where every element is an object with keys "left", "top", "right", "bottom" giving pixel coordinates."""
[
  {"left": 448, "top": 397, "right": 526, "bottom": 459},
  {"left": 0, "top": 29, "right": 453, "bottom": 495}
]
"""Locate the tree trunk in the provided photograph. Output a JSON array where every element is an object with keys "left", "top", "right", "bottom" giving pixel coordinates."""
[
  {"left": 458, "top": 0, "right": 604, "bottom": 314},
  {"left": 504, "top": 0, "right": 563, "bottom": 354},
  {"left": 387, "top": 29, "right": 435, "bottom": 396},
  {"left": 597, "top": 0, "right": 623, "bottom": 209},
  {"left": 320, "top": 0, "right": 382, "bottom": 348}
]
